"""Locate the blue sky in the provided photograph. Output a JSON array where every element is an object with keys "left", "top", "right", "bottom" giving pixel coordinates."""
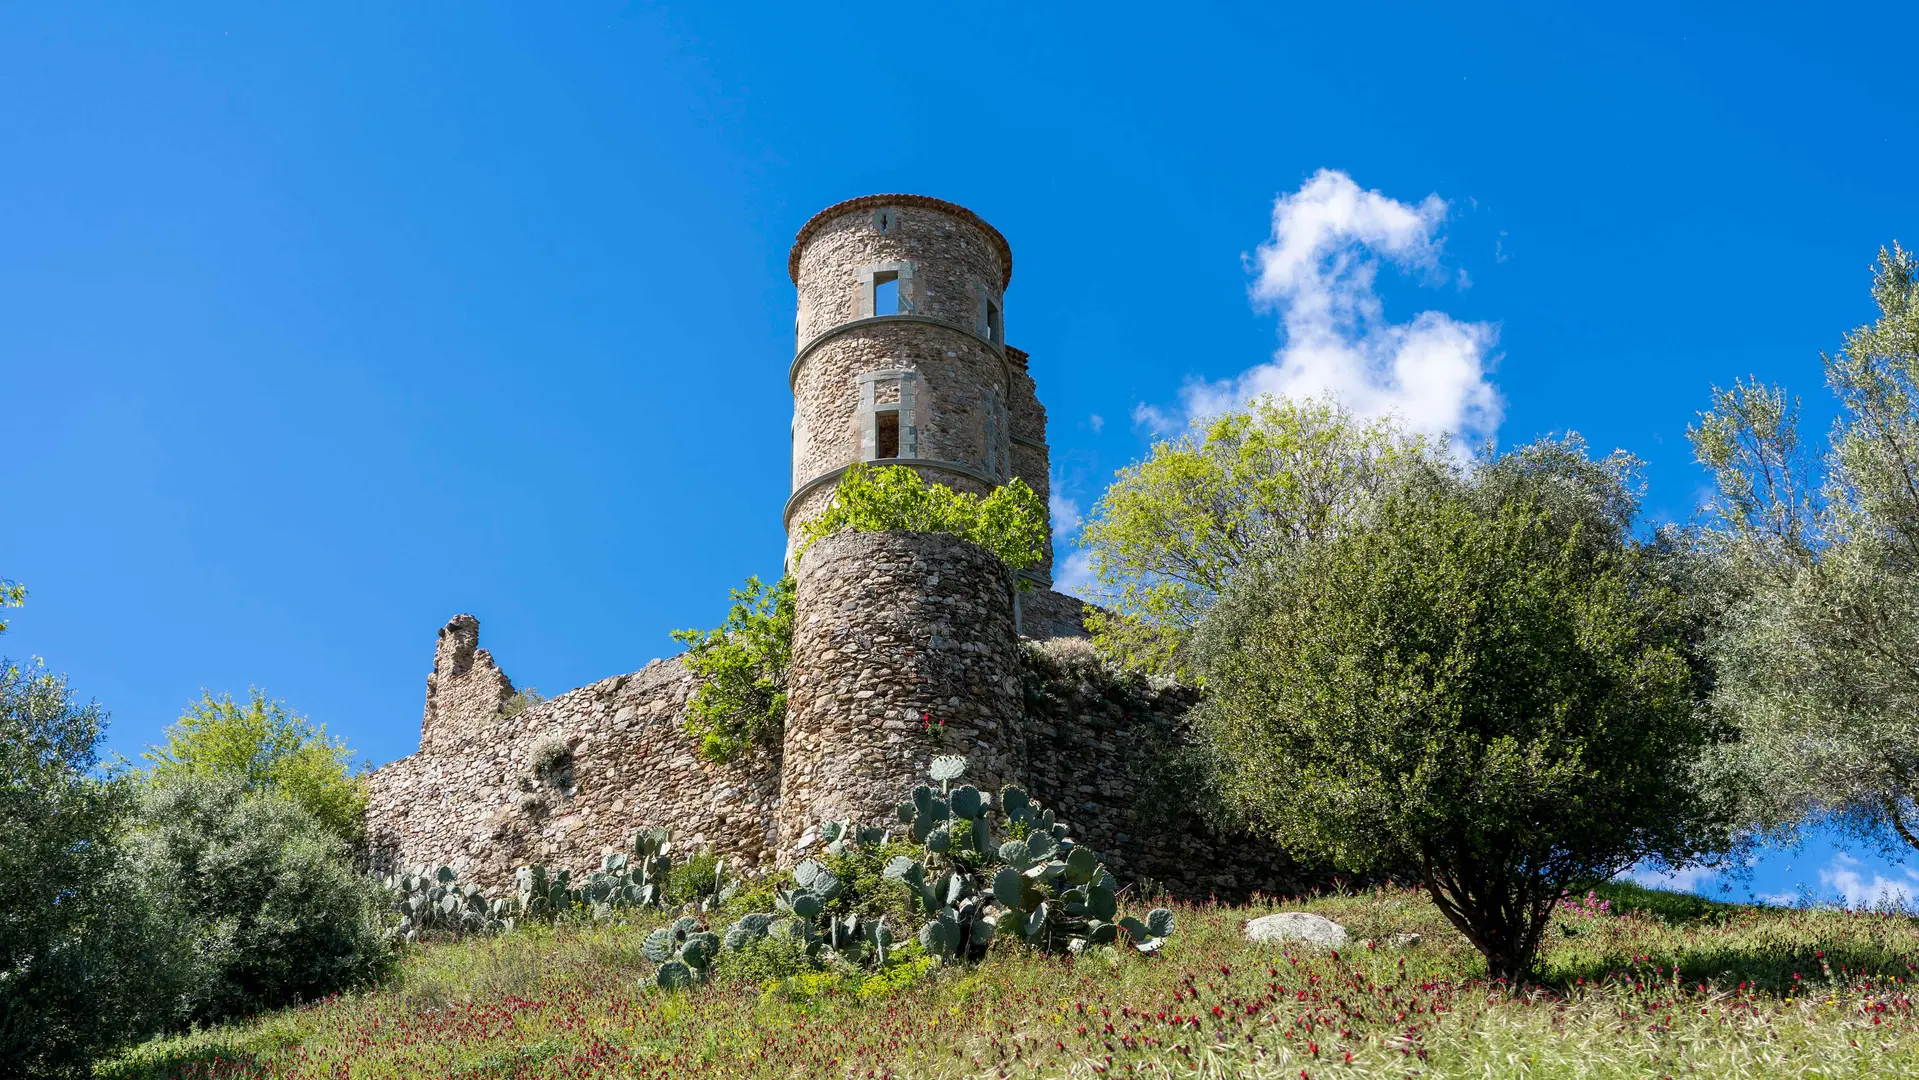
[{"left": 5, "top": 2, "right": 1916, "bottom": 906}]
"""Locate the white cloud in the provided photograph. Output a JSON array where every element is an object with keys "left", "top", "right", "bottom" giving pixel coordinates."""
[
  {"left": 1088, "top": 414, "right": 1105, "bottom": 434},
  {"left": 1049, "top": 492, "right": 1082, "bottom": 545},
  {"left": 1819, "top": 853, "right": 1919, "bottom": 909},
  {"left": 1053, "top": 549, "right": 1097, "bottom": 599},
  {"left": 1624, "top": 864, "right": 1715, "bottom": 894},
  {"left": 1142, "top": 169, "right": 1502, "bottom": 446}
]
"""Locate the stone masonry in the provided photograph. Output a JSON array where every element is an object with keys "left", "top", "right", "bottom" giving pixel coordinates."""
[
  {"left": 779, "top": 529, "right": 1026, "bottom": 850},
  {"left": 363, "top": 194, "right": 1314, "bottom": 901}
]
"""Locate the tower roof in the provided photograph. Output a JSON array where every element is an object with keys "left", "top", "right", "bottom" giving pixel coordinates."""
[{"left": 789, "top": 194, "right": 1013, "bottom": 289}]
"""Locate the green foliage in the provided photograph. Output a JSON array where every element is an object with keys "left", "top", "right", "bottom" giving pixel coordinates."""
[
  {"left": 671, "top": 574, "right": 795, "bottom": 763},
  {"left": 100, "top": 884, "right": 1919, "bottom": 1079},
  {"left": 0, "top": 659, "right": 185, "bottom": 1078},
  {"left": 881, "top": 756, "right": 1173, "bottom": 966},
  {"left": 1078, "top": 395, "right": 1434, "bottom": 676},
  {"left": 0, "top": 576, "right": 22, "bottom": 633},
  {"left": 1192, "top": 439, "right": 1729, "bottom": 981},
  {"left": 499, "top": 687, "right": 546, "bottom": 720},
  {"left": 673, "top": 466, "right": 1046, "bottom": 765},
  {"left": 144, "top": 688, "right": 367, "bottom": 844},
  {"left": 1690, "top": 244, "right": 1919, "bottom": 856},
  {"left": 798, "top": 463, "right": 1048, "bottom": 575},
  {"left": 129, "top": 774, "right": 393, "bottom": 1024}
]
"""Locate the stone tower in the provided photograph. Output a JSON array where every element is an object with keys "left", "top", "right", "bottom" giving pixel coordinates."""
[{"left": 784, "top": 195, "right": 1056, "bottom": 585}]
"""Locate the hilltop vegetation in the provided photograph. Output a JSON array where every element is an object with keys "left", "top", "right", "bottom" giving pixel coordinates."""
[{"left": 103, "top": 884, "right": 1919, "bottom": 1079}]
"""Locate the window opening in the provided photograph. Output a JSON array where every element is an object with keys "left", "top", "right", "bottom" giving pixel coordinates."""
[
  {"left": 874, "top": 271, "right": 900, "bottom": 316},
  {"left": 985, "top": 299, "right": 1002, "bottom": 344},
  {"left": 874, "top": 410, "right": 901, "bottom": 459}
]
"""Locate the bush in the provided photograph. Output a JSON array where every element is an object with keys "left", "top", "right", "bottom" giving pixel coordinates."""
[
  {"left": 672, "top": 574, "right": 795, "bottom": 763},
  {"left": 130, "top": 775, "right": 393, "bottom": 1024},
  {"left": 0, "top": 660, "right": 186, "bottom": 1078},
  {"left": 797, "top": 463, "right": 1047, "bottom": 574},
  {"left": 144, "top": 689, "right": 366, "bottom": 844}
]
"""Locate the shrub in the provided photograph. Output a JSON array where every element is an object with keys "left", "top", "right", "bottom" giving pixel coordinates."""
[
  {"left": 130, "top": 775, "right": 393, "bottom": 1023},
  {"left": 525, "top": 735, "right": 574, "bottom": 792},
  {"left": 797, "top": 463, "right": 1047, "bottom": 574},
  {"left": 144, "top": 689, "right": 366, "bottom": 844},
  {"left": 672, "top": 574, "right": 794, "bottom": 763},
  {"left": 0, "top": 659, "right": 186, "bottom": 1078}
]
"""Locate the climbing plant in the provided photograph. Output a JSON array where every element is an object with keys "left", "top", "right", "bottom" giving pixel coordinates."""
[
  {"left": 798, "top": 464, "right": 1047, "bottom": 575},
  {"left": 676, "top": 466, "right": 1047, "bottom": 764}
]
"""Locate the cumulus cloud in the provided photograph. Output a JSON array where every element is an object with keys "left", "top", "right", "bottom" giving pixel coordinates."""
[
  {"left": 1047, "top": 490, "right": 1098, "bottom": 598},
  {"left": 1624, "top": 864, "right": 1716, "bottom": 894},
  {"left": 1139, "top": 169, "right": 1501, "bottom": 446},
  {"left": 1819, "top": 853, "right": 1919, "bottom": 910},
  {"left": 1049, "top": 492, "right": 1082, "bottom": 545}
]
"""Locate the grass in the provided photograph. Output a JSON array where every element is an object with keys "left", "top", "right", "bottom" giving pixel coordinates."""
[{"left": 102, "top": 885, "right": 1919, "bottom": 1079}]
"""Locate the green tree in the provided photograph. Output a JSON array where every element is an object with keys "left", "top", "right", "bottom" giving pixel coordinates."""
[
  {"left": 1691, "top": 244, "right": 1919, "bottom": 853},
  {"left": 1, "top": 659, "right": 187, "bottom": 1077},
  {"left": 129, "top": 774, "right": 392, "bottom": 1024},
  {"left": 0, "top": 576, "right": 23, "bottom": 633},
  {"left": 1078, "top": 396, "right": 1432, "bottom": 676},
  {"left": 145, "top": 689, "right": 367, "bottom": 844},
  {"left": 1193, "top": 440, "right": 1727, "bottom": 981},
  {"left": 673, "top": 574, "right": 796, "bottom": 763}
]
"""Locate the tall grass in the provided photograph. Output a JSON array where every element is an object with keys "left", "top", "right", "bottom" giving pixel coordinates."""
[{"left": 103, "top": 887, "right": 1919, "bottom": 1078}]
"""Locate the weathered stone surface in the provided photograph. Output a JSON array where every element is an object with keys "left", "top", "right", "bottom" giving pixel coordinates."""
[
  {"left": 779, "top": 528, "right": 1025, "bottom": 857},
  {"left": 366, "top": 629, "right": 779, "bottom": 895},
  {"left": 786, "top": 197, "right": 1052, "bottom": 580},
  {"left": 360, "top": 195, "right": 1322, "bottom": 904},
  {"left": 1244, "top": 912, "right": 1350, "bottom": 948}
]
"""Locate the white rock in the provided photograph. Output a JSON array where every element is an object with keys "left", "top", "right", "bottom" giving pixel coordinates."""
[{"left": 1244, "top": 912, "right": 1349, "bottom": 948}]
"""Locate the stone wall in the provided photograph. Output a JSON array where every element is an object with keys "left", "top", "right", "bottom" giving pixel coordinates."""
[
  {"left": 779, "top": 529, "right": 1026, "bottom": 857},
  {"left": 1018, "top": 638, "right": 1327, "bottom": 902},
  {"left": 365, "top": 628, "right": 779, "bottom": 895}
]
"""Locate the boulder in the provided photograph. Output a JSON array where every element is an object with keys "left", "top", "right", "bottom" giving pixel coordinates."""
[{"left": 1243, "top": 912, "right": 1349, "bottom": 948}]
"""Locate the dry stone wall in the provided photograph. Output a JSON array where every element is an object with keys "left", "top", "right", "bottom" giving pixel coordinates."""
[
  {"left": 779, "top": 528, "right": 1026, "bottom": 858},
  {"left": 366, "top": 639, "right": 779, "bottom": 895},
  {"left": 1018, "top": 638, "right": 1328, "bottom": 902}
]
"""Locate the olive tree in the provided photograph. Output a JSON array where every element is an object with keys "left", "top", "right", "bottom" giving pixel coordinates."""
[
  {"left": 1, "top": 659, "right": 187, "bottom": 1077},
  {"left": 1691, "top": 244, "right": 1919, "bottom": 852},
  {"left": 1194, "top": 439, "right": 1728, "bottom": 981}
]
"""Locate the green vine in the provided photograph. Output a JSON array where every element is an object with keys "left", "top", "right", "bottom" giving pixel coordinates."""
[{"left": 797, "top": 464, "right": 1048, "bottom": 578}]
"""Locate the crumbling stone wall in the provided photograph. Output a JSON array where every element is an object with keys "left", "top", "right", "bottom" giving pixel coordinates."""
[
  {"left": 779, "top": 528, "right": 1025, "bottom": 857},
  {"left": 420, "top": 615, "right": 517, "bottom": 756},
  {"left": 1018, "top": 637, "right": 1326, "bottom": 902},
  {"left": 365, "top": 631, "right": 779, "bottom": 895}
]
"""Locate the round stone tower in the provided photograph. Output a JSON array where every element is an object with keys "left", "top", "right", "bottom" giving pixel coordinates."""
[
  {"left": 785, "top": 195, "right": 1046, "bottom": 569},
  {"left": 778, "top": 528, "right": 1026, "bottom": 856}
]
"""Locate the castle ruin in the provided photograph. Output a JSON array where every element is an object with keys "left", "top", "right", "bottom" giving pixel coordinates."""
[{"left": 365, "top": 196, "right": 1306, "bottom": 899}]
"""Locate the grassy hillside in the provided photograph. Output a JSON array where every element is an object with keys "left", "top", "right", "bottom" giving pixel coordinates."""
[{"left": 105, "top": 885, "right": 1919, "bottom": 1078}]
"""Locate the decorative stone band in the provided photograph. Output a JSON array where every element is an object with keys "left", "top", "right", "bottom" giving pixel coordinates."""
[
  {"left": 783, "top": 458, "right": 1003, "bottom": 533},
  {"left": 1010, "top": 433, "right": 1047, "bottom": 449},
  {"left": 789, "top": 313, "right": 1009, "bottom": 392}
]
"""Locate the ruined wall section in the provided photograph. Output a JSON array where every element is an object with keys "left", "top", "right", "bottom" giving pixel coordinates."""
[
  {"left": 1018, "top": 639, "right": 1326, "bottom": 902},
  {"left": 1005, "top": 346, "right": 1056, "bottom": 586},
  {"left": 420, "top": 614, "right": 517, "bottom": 756},
  {"left": 366, "top": 625, "right": 779, "bottom": 895},
  {"left": 779, "top": 529, "right": 1025, "bottom": 858}
]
